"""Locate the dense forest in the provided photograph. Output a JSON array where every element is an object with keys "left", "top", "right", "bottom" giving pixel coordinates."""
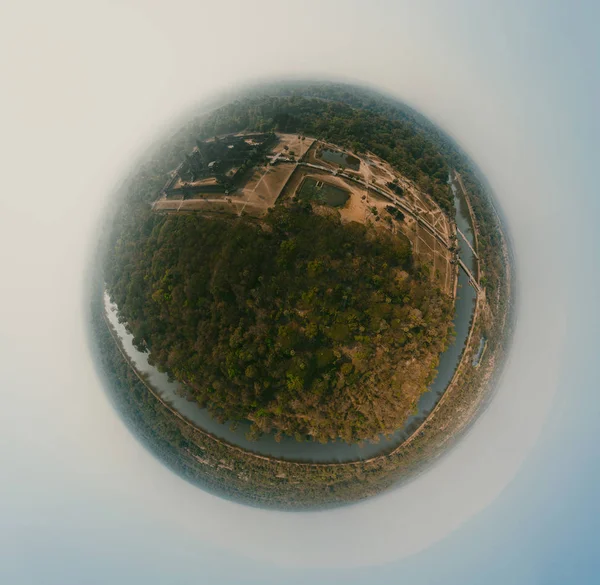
[
  {"left": 94, "top": 82, "right": 513, "bottom": 506},
  {"left": 191, "top": 84, "right": 506, "bottom": 308},
  {"left": 195, "top": 95, "right": 454, "bottom": 213},
  {"left": 106, "top": 203, "right": 452, "bottom": 444},
  {"left": 263, "top": 82, "right": 508, "bottom": 309},
  {"left": 105, "top": 84, "right": 510, "bottom": 441}
]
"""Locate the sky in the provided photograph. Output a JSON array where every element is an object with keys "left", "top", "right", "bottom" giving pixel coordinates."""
[{"left": 1, "top": 1, "right": 599, "bottom": 583}]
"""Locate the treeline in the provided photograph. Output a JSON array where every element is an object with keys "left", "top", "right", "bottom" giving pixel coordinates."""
[
  {"left": 102, "top": 81, "right": 509, "bottom": 444},
  {"left": 262, "top": 82, "right": 507, "bottom": 313},
  {"left": 106, "top": 203, "right": 453, "bottom": 444},
  {"left": 90, "top": 273, "right": 502, "bottom": 510},
  {"left": 92, "top": 81, "right": 513, "bottom": 508},
  {"left": 211, "top": 82, "right": 507, "bottom": 310},
  {"left": 197, "top": 94, "right": 454, "bottom": 212}
]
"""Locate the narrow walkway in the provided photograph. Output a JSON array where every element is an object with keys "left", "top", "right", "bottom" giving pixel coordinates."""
[
  {"left": 296, "top": 161, "right": 452, "bottom": 249},
  {"left": 457, "top": 227, "right": 479, "bottom": 259},
  {"left": 458, "top": 258, "right": 481, "bottom": 294}
]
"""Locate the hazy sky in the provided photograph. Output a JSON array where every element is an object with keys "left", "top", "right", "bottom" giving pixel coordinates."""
[{"left": 1, "top": 1, "right": 599, "bottom": 583}]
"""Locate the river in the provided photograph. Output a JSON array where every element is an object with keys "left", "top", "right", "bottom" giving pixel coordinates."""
[{"left": 104, "top": 180, "right": 477, "bottom": 462}]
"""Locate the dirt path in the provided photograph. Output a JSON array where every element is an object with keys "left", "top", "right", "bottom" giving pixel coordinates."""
[{"left": 239, "top": 165, "right": 270, "bottom": 215}]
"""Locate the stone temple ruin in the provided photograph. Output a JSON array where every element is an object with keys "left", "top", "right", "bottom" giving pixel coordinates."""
[{"left": 161, "top": 133, "right": 276, "bottom": 199}]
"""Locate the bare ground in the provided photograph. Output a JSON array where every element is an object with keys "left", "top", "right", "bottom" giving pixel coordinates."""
[{"left": 153, "top": 137, "right": 457, "bottom": 295}]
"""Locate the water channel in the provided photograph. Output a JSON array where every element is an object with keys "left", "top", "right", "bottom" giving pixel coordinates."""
[{"left": 104, "top": 179, "right": 477, "bottom": 462}]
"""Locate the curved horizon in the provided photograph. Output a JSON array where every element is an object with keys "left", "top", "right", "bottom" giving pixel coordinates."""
[{"left": 1, "top": 1, "right": 597, "bottom": 583}]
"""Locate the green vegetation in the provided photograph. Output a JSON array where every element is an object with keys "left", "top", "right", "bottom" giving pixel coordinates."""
[
  {"left": 385, "top": 205, "right": 405, "bottom": 222},
  {"left": 205, "top": 82, "right": 507, "bottom": 313},
  {"left": 106, "top": 202, "right": 452, "bottom": 444},
  {"left": 89, "top": 272, "right": 507, "bottom": 510},
  {"left": 197, "top": 94, "right": 453, "bottom": 212},
  {"left": 93, "top": 81, "right": 513, "bottom": 509}
]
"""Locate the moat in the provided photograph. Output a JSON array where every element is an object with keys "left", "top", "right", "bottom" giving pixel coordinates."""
[
  {"left": 93, "top": 82, "right": 512, "bottom": 508},
  {"left": 104, "top": 176, "right": 477, "bottom": 463}
]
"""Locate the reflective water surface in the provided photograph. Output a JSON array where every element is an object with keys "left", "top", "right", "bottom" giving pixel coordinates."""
[{"left": 105, "top": 181, "right": 476, "bottom": 461}]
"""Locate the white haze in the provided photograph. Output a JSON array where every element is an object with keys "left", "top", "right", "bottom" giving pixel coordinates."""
[{"left": 0, "top": 0, "right": 575, "bottom": 576}]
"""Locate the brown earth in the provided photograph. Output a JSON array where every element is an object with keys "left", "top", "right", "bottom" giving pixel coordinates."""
[{"left": 153, "top": 135, "right": 457, "bottom": 296}]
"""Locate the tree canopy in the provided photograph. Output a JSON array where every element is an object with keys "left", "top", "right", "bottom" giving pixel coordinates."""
[
  {"left": 106, "top": 203, "right": 452, "bottom": 444},
  {"left": 198, "top": 95, "right": 454, "bottom": 212}
]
